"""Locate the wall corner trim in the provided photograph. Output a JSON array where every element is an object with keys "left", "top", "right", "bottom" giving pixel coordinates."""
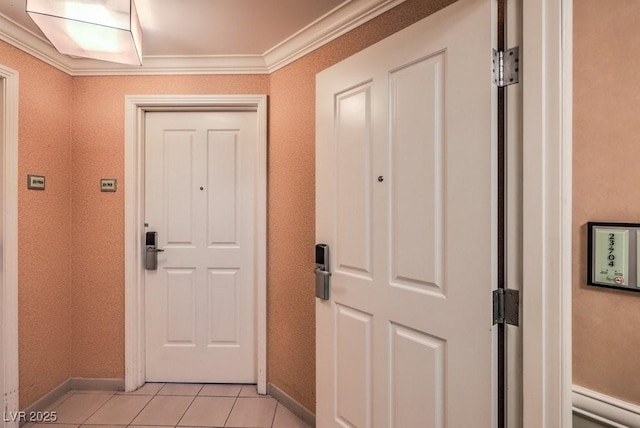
[{"left": 573, "top": 385, "right": 640, "bottom": 427}]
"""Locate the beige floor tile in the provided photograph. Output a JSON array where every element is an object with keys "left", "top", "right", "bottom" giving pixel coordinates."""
[
  {"left": 129, "top": 426, "right": 174, "bottom": 428},
  {"left": 131, "top": 395, "right": 194, "bottom": 426},
  {"left": 198, "top": 384, "right": 242, "bottom": 397},
  {"left": 272, "top": 404, "right": 310, "bottom": 428},
  {"left": 117, "top": 383, "right": 165, "bottom": 396},
  {"left": 51, "top": 393, "right": 113, "bottom": 424},
  {"left": 225, "top": 397, "right": 278, "bottom": 428},
  {"left": 70, "top": 391, "right": 116, "bottom": 395},
  {"left": 238, "top": 385, "right": 268, "bottom": 398},
  {"left": 177, "top": 397, "right": 235, "bottom": 427},
  {"left": 29, "top": 425, "right": 78, "bottom": 428},
  {"left": 83, "top": 395, "right": 152, "bottom": 425},
  {"left": 79, "top": 425, "right": 125, "bottom": 428},
  {"left": 158, "top": 383, "right": 204, "bottom": 396},
  {"left": 44, "top": 392, "right": 74, "bottom": 411}
]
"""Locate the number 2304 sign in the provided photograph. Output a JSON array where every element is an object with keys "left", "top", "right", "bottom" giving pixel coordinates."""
[{"left": 587, "top": 222, "right": 640, "bottom": 292}]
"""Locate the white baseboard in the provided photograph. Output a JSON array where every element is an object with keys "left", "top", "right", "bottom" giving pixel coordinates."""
[
  {"left": 267, "top": 383, "right": 315, "bottom": 427},
  {"left": 573, "top": 385, "right": 640, "bottom": 427}
]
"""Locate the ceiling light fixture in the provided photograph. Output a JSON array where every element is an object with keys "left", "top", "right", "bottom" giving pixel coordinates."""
[{"left": 26, "top": 0, "right": 142, "bottom": 65}]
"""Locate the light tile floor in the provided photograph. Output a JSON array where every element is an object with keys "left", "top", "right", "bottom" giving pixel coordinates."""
[{"left": 27, "top": 384, "right": 310, "bottom": 428}]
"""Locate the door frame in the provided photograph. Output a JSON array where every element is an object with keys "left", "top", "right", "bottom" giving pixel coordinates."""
[
  {"left": 521, "top": 0, "right": 572, "bottom": 425},
  {"left": 0, "top": 64, "right": 19, "bottom": 427},
  {"left": 123, "top": 95, "right": 268, "bottom": 393}
]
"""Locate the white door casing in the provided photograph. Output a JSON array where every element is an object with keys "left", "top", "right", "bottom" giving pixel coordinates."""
[
  {"left": 316, "top": 0, "right": 497, "bottom": 426},
  {"left": 144, "top": 111, "right": 257, "bottom": 382},
  {"left": 522, "top": 0, "right": 573, "bottom": 425},
  {"left": 124, "top": 95, "right": 267, "bottom": 393},
  {"left": 0, "top": 65, "right": 19, "bottom": 428}
]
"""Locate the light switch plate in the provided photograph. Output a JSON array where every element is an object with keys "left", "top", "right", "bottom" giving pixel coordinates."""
[
  {"left": 27, "top": 174, "right": 45, "bottom": 190},
  {"left": 101, "top": 179, "right": 117, "bottom": 192}
]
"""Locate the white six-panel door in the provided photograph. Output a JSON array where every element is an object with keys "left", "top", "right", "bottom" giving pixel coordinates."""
[
  {"left": 145, "top": 111, "right": 257, "bottom": 383},
  {"left": 316, "top": 0, "right": 496, "bottom": 426}
]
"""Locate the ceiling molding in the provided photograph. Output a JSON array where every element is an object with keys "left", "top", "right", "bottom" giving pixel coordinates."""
[
  {"left": 264, "top": 0, "right": 405, "bottom": 73},
  {"left": 63, "top": 55, "right": 270, "bottom": 76},
  {"left": 0, "top": 0, "right": 407, "bottom": 76},
  {"left": 0, "top": 13, "right": 73, "bottom": 75}
]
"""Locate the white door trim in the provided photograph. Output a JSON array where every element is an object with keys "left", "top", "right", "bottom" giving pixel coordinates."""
[
  {"left": 522, "top": 0, "right": 572, "bottom": 426},
  {"left": 124, "top": 95, "right": 268, "bottom": 393},
  {"left": 0, "top": 64, "right": 19, "bottom": 427}
]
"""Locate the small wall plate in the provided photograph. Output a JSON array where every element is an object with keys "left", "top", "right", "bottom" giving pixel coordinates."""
[
  {"left": 27, "top": 174, "right": 45, "bottom": 190},
  {"left": 587, "top": 221, "right": 640, "bottom": 293},
  {"left": 101, "top": 179, "right": 117, "bottom": 192}
]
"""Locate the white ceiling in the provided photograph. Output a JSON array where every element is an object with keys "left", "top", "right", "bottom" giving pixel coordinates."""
[{"left": 0, "top": 0, "right": 404, "bottom": 75}]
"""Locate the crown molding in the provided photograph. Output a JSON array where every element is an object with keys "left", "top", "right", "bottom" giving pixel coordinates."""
[
  {"left": 0, "top": 13, "right": 74, "bottom": 74},
  {"left": 0, "top": 0, "right": 407, "bottom": 76},
  {"left": 62, "top": 55, "right": 270, "bottom": 76},
  {"left": 264, "top": 0, "right": 405, "bottom": 73}
]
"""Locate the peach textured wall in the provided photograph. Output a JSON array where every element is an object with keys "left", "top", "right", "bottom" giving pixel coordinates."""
[
  {"left": 0, "top": 41, "right": 73, "bottom": 407},
  {"left": 573, "top": 0, "right": 640, "bottom": 405},
  {"left": 70, "top": 75, "right": 270, "bottom": 378},
  {"left": 268, "top": 0, "right": 455, "bottom": 410},
  {"left": 8, "top": 0, "right": 457, "bottom": 412}
]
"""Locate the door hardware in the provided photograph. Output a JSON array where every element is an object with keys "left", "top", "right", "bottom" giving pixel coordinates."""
[
  {"left": 315, "top": 244, "right": 331, "bottom": 300},
  {"left": 145, "top": 231, "right": 164, "bottom": 270}
]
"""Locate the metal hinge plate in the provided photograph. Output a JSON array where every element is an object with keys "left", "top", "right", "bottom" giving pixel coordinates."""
[
  {"left": 492, "top": 47, "right": 519, "bottom": 87},
  {"left": 493, "top": 288, "right": 519, "bottom": 326}
]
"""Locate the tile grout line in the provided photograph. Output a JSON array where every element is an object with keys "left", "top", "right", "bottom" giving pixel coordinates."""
[
  {"left": 79, "top": 391, "right": 117, "bottom": 426},
  {"left": 270, "top": 402, "right": 280, "bottom": 428},
  {"left": 113, "top": 382, "right": 162, "bottom": 427},
  {"left": 48, "top": 391, "right": 74, "bottom": 412},
  {"left": 172, "top": 394, "right": 199, "bottom": 427},
  {"left": 223, "top": 392, "right": 240, "bottom": 428},
  {"left": 122, "top": 389, "right": 159, "bottom": 427}
]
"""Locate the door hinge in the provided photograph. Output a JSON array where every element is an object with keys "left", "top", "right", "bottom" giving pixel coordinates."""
[
  {"left": 492, "top": 47, "right": 519, "bottom": 87},
  {"left": 493, "top": 288, "right": 519, "bottom": 326}
]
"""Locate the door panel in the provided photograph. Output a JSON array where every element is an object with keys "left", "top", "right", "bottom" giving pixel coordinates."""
[
  {"left": 165, "top": 269, "right": 196, "bottom": 344},
  {"left": 207, "top": 269, "right": 239, "bottom": 345},
  {"left": 145, "top": 111, "right": 257, "bottom": 383},
  {"left": 316, "top": 0, "right": 496, "bottom": 426},
  {"left": 335, "top": 84, "right": 373, "bottom": 277},
  {"left": 207, "top": 131, "right": 237, "bottom": 245},
  {"left": 390, "top": 54, "right": 444, "bottom": 295},
  {"left": 335, "top": 304, "right": 373, "bottom": 428},
  {"left": 165, "top": 131, "right": 195, "bottom": 244},
  {"left": 390, "top": 323, "right": 445, "bottom": 428}
]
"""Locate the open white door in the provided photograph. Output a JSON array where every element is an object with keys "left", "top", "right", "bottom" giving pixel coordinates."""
[{"left": 316, "top": 0, "right": 496, "bottom": 425}]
